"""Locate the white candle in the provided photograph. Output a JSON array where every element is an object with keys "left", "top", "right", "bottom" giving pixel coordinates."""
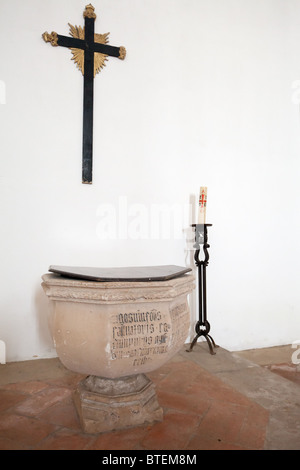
[{"left": 198, "top": 187, "right": 207, "bottom": 224}]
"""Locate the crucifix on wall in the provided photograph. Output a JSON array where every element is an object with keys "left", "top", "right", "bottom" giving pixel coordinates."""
[{"left": 43, "top": 4, "right": 126, "bottom": 184}]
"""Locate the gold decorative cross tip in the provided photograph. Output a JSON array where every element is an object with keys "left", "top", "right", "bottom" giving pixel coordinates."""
[
  {"left": 42, "top": 31, "right": 58, "bottom": 47},
  {"left": 83, "top": 4, "right": 96, "bottom": 19},
  {"left": 118, "top": 46, "right": 126, "bottom": 60}
]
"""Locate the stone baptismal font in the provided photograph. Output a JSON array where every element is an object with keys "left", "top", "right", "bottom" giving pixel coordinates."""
[{"left": 42, "top": 265, "right": 195, "bottom": 433}]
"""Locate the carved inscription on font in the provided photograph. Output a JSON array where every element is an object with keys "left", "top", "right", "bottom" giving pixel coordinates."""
[{"left": 110, "top": 303, "right": 188, "bottom": 367}]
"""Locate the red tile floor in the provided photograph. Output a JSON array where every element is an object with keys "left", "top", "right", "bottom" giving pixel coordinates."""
[{"left": 0, "top": 356, "right": 270, "bottom": 450}]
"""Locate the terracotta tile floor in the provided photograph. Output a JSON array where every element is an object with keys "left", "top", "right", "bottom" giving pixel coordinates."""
[{"left": 0, "top": 355, "right": 270, "bottom": 450}]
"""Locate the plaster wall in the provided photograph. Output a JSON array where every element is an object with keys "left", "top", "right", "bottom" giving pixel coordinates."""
[{"left": 0, "top": 0, "right": 299, "bottom": 361}]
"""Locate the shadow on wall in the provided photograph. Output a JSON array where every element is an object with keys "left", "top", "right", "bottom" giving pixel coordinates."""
[
  {"left": 185, "top": 193, "right": 197, "bottom": 343},
  {"left": 35, "top": 279, "right": 57, "bottom": 359}
]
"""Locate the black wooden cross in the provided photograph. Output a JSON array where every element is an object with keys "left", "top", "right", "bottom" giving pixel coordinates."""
[{"left": 43, "top": 4, "right": 126, "bottom": 184}]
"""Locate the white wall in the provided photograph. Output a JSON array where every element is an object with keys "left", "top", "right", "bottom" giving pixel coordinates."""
[{"left": 1, "top": 0, "right": 300, "bottom": 362}]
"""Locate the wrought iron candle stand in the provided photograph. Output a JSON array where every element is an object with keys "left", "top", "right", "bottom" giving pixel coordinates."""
[{"left": 187, "top": 224, "right": 217, "bottom": 355}]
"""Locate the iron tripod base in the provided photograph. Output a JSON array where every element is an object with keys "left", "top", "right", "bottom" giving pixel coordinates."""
[
  {"left": 187, "top": 320, "right": 218, "bottom": 355},
  {"left": 187, "top": 223, "right": 217, "bottom": 355}
]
